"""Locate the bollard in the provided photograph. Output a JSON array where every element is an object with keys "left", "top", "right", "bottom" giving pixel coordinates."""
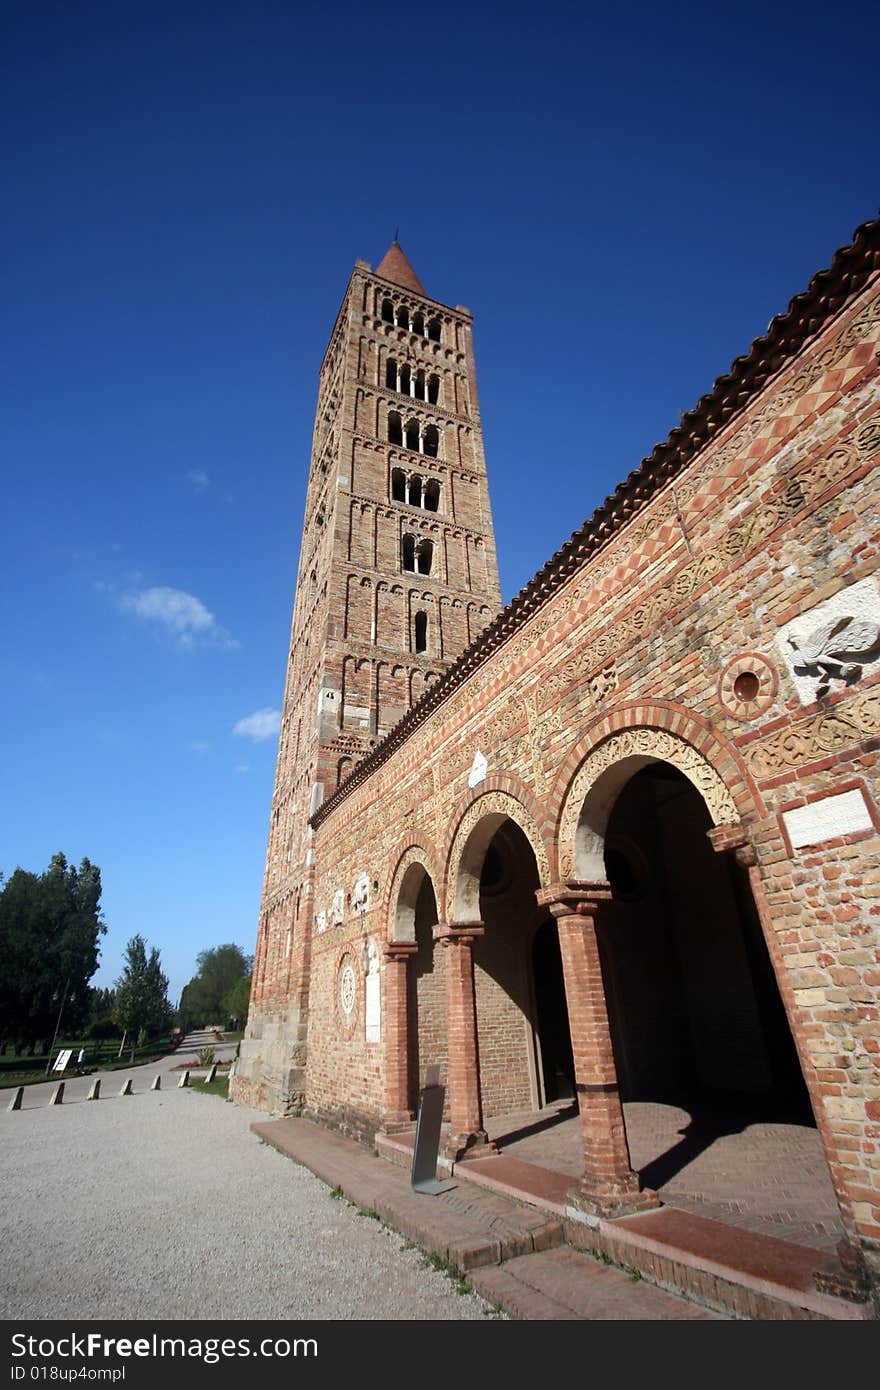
[
  {"left": 87, "top": 1078, "right": 101, "bottom": 1101},
  {"left": 150, "top": 1074, "right": 161, "bottom": 1091},
  {"left": 7, "top": 1087, "right": 24, "bottom": 1112},
  {"left": 206, "top": 1063, "right": 217, "bottom": 1084},
  {"left": 49, "top": 1082, "right": 65, "bottom": 1106},
  {"left": 178, "top": 1070, "right": 190, "bottom": 1088},
  {"left": 119, "top": 1078, "right": 133, "bottom": 1096}
]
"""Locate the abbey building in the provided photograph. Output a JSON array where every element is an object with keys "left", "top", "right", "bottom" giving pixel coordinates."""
[{"left": 231, "top": 222, "right": 880, "bottom": 1309}]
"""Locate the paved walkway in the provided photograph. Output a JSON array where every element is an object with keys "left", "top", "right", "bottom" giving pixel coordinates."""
[{"left": 484, "top": 1095, "right": 845, "bottom": 1256}]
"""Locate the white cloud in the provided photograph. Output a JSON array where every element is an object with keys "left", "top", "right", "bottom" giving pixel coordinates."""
[
  {"left": 119, "top": 586, "right": 236, "bottom": 649},
  {"left": 187, "top": 469, "right": 209, "bottom": 493},
  {"left": 235, "top": 762, "right": 250, "bottom": 774},
  {"left": 233, "top": 707, "right": 281, "bottom": 742}
]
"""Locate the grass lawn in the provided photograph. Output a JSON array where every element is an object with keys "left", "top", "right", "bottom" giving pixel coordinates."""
[
  {"left": 188, "top": 1076, "right": 230, "bottom": 1100},
  {"left": 0, "top": 1038, "right": 177, "bottom": 1088}
]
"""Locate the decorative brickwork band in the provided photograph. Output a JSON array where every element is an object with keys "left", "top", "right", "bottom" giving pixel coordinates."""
[
  {"left": 381, "top": 941, "right": 418, "bottom": 1131},
  {"left": 433, "top": 922, "right": 492, "bottom": 1159},
  {"left": 535, "top": 882, "right": 659, "bottom": 1218}
]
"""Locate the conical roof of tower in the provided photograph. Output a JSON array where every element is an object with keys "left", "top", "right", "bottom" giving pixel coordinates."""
[{"left": 375, "top": 239, "right": 426, "bottom": 295}]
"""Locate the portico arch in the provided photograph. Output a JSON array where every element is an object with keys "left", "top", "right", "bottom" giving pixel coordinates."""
[
  {"left": 382, "top": 842, "right": 444, "bottom": 1119},
  {"left": 445, "top": 787, "right": 552, "bottom": 922}
]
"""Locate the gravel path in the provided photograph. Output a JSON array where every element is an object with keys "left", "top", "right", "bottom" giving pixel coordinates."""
[{"left": 0, "top": 1084, "right": 501, "bottom": 1321}]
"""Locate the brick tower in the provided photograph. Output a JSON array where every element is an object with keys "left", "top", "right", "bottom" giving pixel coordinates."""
[{"left": 233, "top": 241, "right": 503, "bottom": 1112}]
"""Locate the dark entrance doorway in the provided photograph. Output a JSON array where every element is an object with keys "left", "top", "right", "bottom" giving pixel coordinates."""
[
  {"left": 532, "top": 919, "right": 576, "bottom": 1102},
  {"left": 598, "top": 763, "right": 811, "bottom": 1120}
]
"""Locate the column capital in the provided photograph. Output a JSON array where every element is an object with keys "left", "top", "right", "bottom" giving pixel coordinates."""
[
  {"left": 383, "top": 940, "right": 419, "bottom": 962},
  {"left": 432, "top": 921, "right": 485, "bottom": 945},
  {"left": 706, "top": 823, "right": 756, "bottom": 867},
  {"left": 535, "top": 881, "right": 611, "bottom": 919}
]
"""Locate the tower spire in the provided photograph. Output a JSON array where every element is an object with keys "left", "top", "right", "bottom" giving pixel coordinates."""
[{"left": 375, "top": 239, "right": 425, "bottom": 295}]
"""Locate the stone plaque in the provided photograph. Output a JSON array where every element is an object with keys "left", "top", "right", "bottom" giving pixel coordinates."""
[
  {"left": 782, "top": 788, "right": 873, "bottom": 850},
  {"left": 365, "top": 972, "right": 380, "bottom": 1043}
]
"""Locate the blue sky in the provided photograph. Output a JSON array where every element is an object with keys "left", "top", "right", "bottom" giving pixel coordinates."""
[{"left": 2, "top": 1, "right": 878, "bottom": 1006}]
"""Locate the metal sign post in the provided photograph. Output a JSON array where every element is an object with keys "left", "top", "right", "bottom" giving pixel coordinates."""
[{"left": 410, "top": 1065, "right": 456, "bottom": 1195}]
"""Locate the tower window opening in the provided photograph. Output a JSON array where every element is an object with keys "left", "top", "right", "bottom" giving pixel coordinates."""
[
  {"left": 427, "top": 317, "right": 441, "bottom": 342},
  {"left": 396, "top": 306, "right": 410, "bottom": 331},
  {"left": 424, "top": 479, "right": 440, "bottom": 512},
  {"left": 385, "top": 357, "right": 397, "bottom": 390},
  {"left": 408, "top": 475, "right": 423, "bottom": 508},
  {"left": 381, "top": 298, "right": 394, "bottom": 324},
  {"left": 412, "top": 311, "right": 425, "bottom": 336},
  {"left": 405, "top": 420, "right": 420, "bottom": 452},
  {"left": 427, "top": 374, "right": 440, "bottom": 406},
  {"left": 414, "top": 370, "right": 426, "bottom": 402},
  {"left": 401, "top": 534, "right": 416, "bottom": 571},
  {"left": 399, "top": 364, "right": 411, "bottom": 395},
  {"left": 388, "top": 411, "right": 403, "bottom": 446},
  {"left": 414, "top": 610, "right": 428, "bottom": 653},
  {"left": 423, "top": 425, "right": 439, "bottom": 459},
  {"left": 416, "top": 539, "right": 433, "bottom": 575},
  {"left": 391, "top": 468, "right": 407, "bottom": 502}
]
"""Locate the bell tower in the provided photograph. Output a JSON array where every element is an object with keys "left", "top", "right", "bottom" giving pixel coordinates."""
[{"left": 233, "top": 242, "right": 502, "bottom": 1113}]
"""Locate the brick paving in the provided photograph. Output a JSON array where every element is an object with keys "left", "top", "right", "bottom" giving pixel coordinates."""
[{"left": 484, "top": 1095, "right": 845, "bottom": 1256}]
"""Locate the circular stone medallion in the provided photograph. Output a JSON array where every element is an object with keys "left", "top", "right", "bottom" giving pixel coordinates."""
[{"left": 718, "top": 652, "right": 777, "bottom": 721}]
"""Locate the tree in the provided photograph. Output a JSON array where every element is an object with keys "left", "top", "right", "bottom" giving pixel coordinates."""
[
  {"left": 223, "top": 973, "right": 251, "bottom": 1029},
  {"left": 178, "top": 943, "right": 252, "bottom": 1029},
  {"left": 0, "top": 852, "right": 106, "bottom": 1052},
  {"left": 113, "top": 935, "right": 172, "bottom": 1058}
]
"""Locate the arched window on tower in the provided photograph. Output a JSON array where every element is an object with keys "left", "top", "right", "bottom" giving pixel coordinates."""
[
  {"left": 414, "top": 369, "right": 426, "bottom": 402},
  {"left": 412, "top": 311, "right": 425, "bottom": 336},
  {"left": 423, "top": 425, "right": 439, "bottom": 459},
  {"left": 396, "top": 306, "right": 410, "bottom": 331},
  {"left": 407, "top": 474, "right": 423, "bottom": 508},
  {"left": 385, "top": 358, "right": 397, "bottom": 390},
  {"left": 416, "top": 539, "right": 433, "bottom": 575},
  {"left": 424, "top": 479, "right": 440, "bottom": 512},
  {"left": 388, "top": 411, "right": 403, "bottom": 446},
  {"left": 381, "top": 299, "right": 394, "bottom": 324},
  {"left": 405, "top": 420, "right": 420, "bottom": 452},
  {"left": 427, "top": 374, "right": 440, "bottom": 406},
  {"left": 427, "top": 317, "right": 441, "bottom": 343},
  {"left": 391, "top": 468, "right": 407, "bottom": 502},
  {"left": 401, "top": 534, "right": 416, "bottom": 571},
  {"left": 414, "top": 610, "right": 428, "bottom": 654},
  {"left": 399, "top": 363, "right": 411, "bottom": 396}
]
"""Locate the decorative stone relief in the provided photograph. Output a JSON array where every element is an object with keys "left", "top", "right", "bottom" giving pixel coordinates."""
[
  {"left": 747, "top": 683, "right": 880, "bottom": 779},
  {"left": 331, "top": 889, "right": 345, "bottom": 925},
  {"left": 776, "top": 577, "right": 880, "bottom": 704},
  {"left": 558, "top": 728, "right": 738, "bottom": 878},
  {"left": 315, "top": 910, "right": 327, "bottom": 934},
  {"left": 352, "top": 873, "right": 371, "bottom": 915}
]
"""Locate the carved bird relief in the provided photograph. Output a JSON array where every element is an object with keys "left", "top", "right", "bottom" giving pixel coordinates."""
[{"left": 788, "top": 614, "right": 880, "bottom": 696}]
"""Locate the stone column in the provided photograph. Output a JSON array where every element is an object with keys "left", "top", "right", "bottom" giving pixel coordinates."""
[
  {"left": 535, "top": 881, "right": 659, "bottom": 1218},
  {"left": 381, "top": 940, "right": 418, "bottom": 1132},
  {"left": 433, "top": 921, "right": 491, "bottom": 1160}
]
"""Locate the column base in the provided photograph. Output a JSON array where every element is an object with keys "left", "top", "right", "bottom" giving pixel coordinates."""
[
  {"left": 567, "top": 1178, "right": 661, "bottom": 1220},
  {"left": 813, "top": 1238, "right": 872, "bottom": 1304},
  {"left": 444, "top": 1129, "right": 497, "bottom": 1162},
  {"left": 379, "top": 1110, "right": 414, "bottom": 1135}
]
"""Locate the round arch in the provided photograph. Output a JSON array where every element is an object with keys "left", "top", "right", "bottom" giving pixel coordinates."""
[
  {"left": 382, "top": 840, "right": 441, "bottom": 943},
  {"left": 444, "top": 785, "right": 553, "bottom": 922},
  {"left": 553, "top": 705, "right": 761, "bottom": 880}
]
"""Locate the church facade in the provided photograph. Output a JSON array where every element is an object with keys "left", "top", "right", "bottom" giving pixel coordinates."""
[{"left": 231, "top": 221, "right": 880, "bottom": 1302}]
